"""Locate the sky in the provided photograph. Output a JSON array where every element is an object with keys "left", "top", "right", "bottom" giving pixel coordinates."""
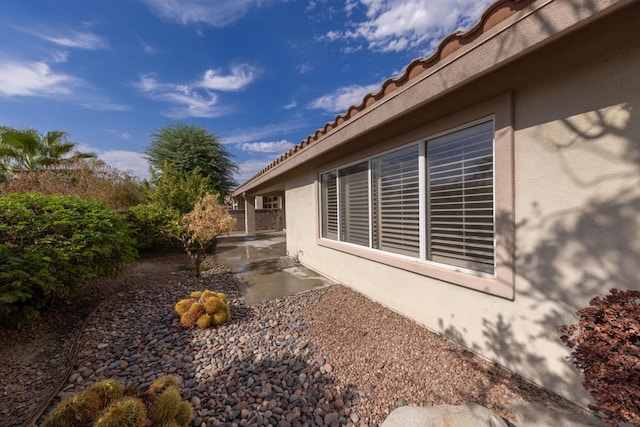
[{"left": 0, "top": 0, "right": 493, "bottom": 184}]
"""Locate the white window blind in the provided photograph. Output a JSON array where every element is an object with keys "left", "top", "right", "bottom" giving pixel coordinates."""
[
  {"left": 426, "top": 120, "right": 495, "bottom": 274},
  {"left": 372, "top": 145, "right": 420, "bottom": 257},
  {"left": 321, "top": 171, "right": 338, "bottom": 239},
  {"left": 339, "top": 162, "right": 370, "bottom": 246}
]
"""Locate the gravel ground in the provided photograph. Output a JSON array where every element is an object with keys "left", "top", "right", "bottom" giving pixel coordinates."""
[{"left": 1, "top": 253, "right": 584, "bottom": 427}]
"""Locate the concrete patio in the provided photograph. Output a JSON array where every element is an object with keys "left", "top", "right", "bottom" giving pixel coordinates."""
[{"left": 213, "top": 231, "right": 331, "bottom": 304}]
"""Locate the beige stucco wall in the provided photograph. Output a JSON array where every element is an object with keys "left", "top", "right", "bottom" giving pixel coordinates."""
[{"left": 283, "top": 5, "right": 640, "bottom": 407}]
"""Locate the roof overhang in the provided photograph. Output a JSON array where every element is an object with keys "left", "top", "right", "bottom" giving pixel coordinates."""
[{"left": 232, "top": 0, "right": 635, "bottom": 198}]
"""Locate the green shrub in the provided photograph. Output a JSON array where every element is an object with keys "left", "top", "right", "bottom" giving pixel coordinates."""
[
  {"left": 0, "top": 193, "right": 137, "bottom": 327},
  {"left": 146, "top": 161, "right": 213, "bottom": 215},
  {"left": 125, "top": 203, "right": 177, "bottom": 253}
]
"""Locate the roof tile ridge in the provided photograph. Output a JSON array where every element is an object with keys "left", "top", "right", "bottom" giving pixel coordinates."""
[{"left": 242, "top": 0, "right": 534, "bottom": 187}]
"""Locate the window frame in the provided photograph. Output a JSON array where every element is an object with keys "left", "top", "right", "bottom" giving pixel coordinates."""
[
  {"left": 316, "top": 93, "right": 514, "bottom": 299},
  {"left": 263, "top": 196, "right": 280, "bottom": 209}
]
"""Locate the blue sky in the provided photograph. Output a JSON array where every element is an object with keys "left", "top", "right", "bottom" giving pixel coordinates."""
[{"left": 0, "top": 0, "right": 493, "bottom": 183}]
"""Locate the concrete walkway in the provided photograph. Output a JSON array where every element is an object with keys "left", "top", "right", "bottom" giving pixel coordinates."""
[
  {"left": 213, "top": 232, "right": 330, "bottom": 304},
  {"left": 507, "top": 401, "right": 604, "bottom": 427},
  {"left": 381, "top": 402, "right": 604, "bottom": 427}
]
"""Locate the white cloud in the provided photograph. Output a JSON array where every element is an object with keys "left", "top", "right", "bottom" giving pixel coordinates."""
[
  {"left": 140, "top": 0, "right": 257, "bottom": 27},
  {"left": 133, "top": 73, "right": 222, "bottom": 118},
  {"left": 139, "top": 38, "right": 159, "bottom": 54},
  {"left": 99, "top": 150, "right": 150, "bottom": 178},
  {"left": 325, "top": 0, "right": 493, "bottom": 53},
  {"left": 238, "top": 140, "right": 295, "bottom": 153},
  {"left": 316, "top": 30, "right": 343, "bottom": 42},
  {"left": 38, "top": 30, "right": 108, "bottom": 50},
  {"left": 164, "top": 90, "right": 220, "bottom": 118},
  {"left": 50, "top": 51, "right": 69, "bottom": 63},
  {"left": 342, "top": 45, "right": 362, "bottom": 54},
  {"left": 75, "top": 142, "right": 150, "bottom": 179},
  {"left": 134, "top": 65, "right": 260, "bottom": 118},
  {"left": 0, "top": 60, "right": 80, "bottom": 97},
  {"left": 308, "top": 83, "right": 379, "bottom": 113},
  {"left": 345, "top": 0, "right": 359, "bottom": 15},
  {"left": 135, "top": 74, "right": 162, "bottom": 92},
  {"left": 296, "top": 62, "right": 313, "bottom": 74},
  {"left": 283, "top": 99, "right": 297, "bottom": 110},
  {"left": 82, "top": 103, "right": 133, "bottom": 111},
  {"left": 222, "top": 120, "right": 308, "bottom": 145},
  {"left": 198, "top": 64, "right": 257, "bottom": 91},
  {"left": 0, "top": 57, "right": 128, "bottom": 109},
  {"left": 234, "top": 158, "right": 273, "bottom": 183},
  {"left": 105, "top": 129, "right": 132, "bottom": 140}
]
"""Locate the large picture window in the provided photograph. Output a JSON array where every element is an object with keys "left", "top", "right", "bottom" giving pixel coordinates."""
[
  {"left": 319, "top": 119, "right": 495, "bottom": 276},
  {"left": 426, "top": 121, "right": 494, "bottom": 274}
]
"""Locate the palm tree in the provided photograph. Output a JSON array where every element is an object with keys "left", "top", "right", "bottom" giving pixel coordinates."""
[{"left": 0, "top": 127, "right": 96, "bottom": 174}]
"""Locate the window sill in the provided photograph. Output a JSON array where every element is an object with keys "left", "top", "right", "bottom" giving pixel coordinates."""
[{"left": 317, "top": 237, "right": 514, "bottom": 300}]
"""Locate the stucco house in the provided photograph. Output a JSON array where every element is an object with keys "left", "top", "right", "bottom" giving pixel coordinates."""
[{"left": 232, "top": 0, "right": 639, "bottom": 407}]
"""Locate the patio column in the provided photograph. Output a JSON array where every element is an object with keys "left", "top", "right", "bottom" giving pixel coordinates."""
[
  {"left": 244, "top": 194, "right": 256, "bottom": 235},
  {"left": 278, "top": 191, "right": 286, "bottom": 230}
]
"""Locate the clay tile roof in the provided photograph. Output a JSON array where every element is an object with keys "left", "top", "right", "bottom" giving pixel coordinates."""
[{"left": 241, "top": 0, "right": 533, "bottom": 186}]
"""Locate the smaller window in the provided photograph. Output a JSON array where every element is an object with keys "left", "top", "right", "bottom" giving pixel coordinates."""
[
  {"left": 321, "top": 171, "right": 338, "bottom": 239},
  {"left": 339, "top": 162, "right": 370, "bottom": 246},
  {"left": 263, "top": 196, "right": 280, "bottom": 209}
]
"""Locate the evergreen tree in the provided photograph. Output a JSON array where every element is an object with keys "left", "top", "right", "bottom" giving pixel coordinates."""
[{"left": 145, "top": 123, "right": 237, "bottom": 196}]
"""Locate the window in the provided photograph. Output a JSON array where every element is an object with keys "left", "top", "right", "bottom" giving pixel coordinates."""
[
  {"left": 321, "top": 172, "right": 337, "bottom": 239},
  {"left": 339, "top": 162, "right": 370, "bottom": 246},
  {"left": 263, "top": 196, "right": 280, "bottom": 209},
  {"left": 426, "top": 121, "right": 494, "bottom": 274},
  {"left": 319, "top": 119, "right": 495, "bottom": 275},
  {"left": 372, "top": 145, "right": 420, "bottom": 257}
]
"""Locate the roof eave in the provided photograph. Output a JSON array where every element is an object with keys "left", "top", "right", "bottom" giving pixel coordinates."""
[{"left": 232, "top": 0, "right": 634, "bottom": 198}]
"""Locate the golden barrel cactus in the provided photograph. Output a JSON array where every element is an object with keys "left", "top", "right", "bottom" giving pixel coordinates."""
[{"left": 174, "top": 290, "right": 231, "bottom": 329}]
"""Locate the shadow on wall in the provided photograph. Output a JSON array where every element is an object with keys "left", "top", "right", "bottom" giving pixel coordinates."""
[{"left": 439, "top": 99, "right": 639, "bottom": 412}]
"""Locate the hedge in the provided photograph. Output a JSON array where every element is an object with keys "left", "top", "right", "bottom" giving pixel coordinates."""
[{"left": 0, "top": 193, "right": 137, "bottom": 327}]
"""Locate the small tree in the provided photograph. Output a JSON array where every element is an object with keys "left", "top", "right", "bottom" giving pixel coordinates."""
[
  {"left": 557, "top": 288, "right": 640, "bottom": 426},
  {"left": 146, "top": 161, "right": 212, "bottom": 215},
  {"left": 172, "top": 193, "right": 236, "bottom": 277}
]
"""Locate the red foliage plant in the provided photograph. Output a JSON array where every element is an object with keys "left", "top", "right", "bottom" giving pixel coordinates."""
[{"left": 557, "top": 288, "right": 640, "bottom": 427}]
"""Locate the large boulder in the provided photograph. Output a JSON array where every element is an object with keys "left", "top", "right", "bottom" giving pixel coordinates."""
[{"left": 381, "top": 404, "right": 508, "bottom": 427}]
